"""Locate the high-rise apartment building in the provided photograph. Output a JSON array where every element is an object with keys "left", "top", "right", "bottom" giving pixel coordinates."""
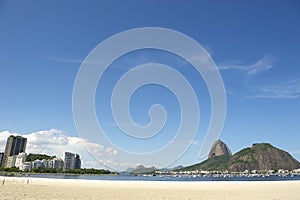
[
  {"left": 3, "top": 135, "right": 27, "bottom": 167},
  {"left": 6, "top": 155, "right": 17, "bottom": 168},
  {"left": 51, "top": 158, "right": 64, "bottom": 169},
  {"left": 0, "top": 152, "right": 4, "bottom": 167},
  {"left": 63, "top": 152, "right": 81, "bottom": 171},
  {"left": 63, "top": 152, "right": 75, "bottom": 170},
  {"left": 75, "top": 154, "right": 81, "bottom": 169}
]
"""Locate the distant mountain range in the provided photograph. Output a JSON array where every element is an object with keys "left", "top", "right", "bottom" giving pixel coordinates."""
[
  {"left": 126, "top": 165, "right": 157, "bottom": 174},
  {"left": 179, "top": 143, "right": 300, "bottom": 172},
  {"left": 126, "top": 165, "right": 184, "bottom": 174}
]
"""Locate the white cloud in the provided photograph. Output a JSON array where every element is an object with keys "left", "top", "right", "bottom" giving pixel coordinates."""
[
  {"left": 26, "top": 129, "right": 68, "bottom": 145},
  {"left": 0, "top": 131, "right": 16, "bottom": 148},
  {"left": 182, "top": 139, "right": 199, "bottom": 148},
  {"left": 0, "top": 129, "right": 119, "bottom": 169},
  {"left": 1, "top": 129, "right": 175, "bottom": 171},
  {"left": 190, "top": 140, "right": 199, "bottom": 145},
  {"left": 219, "top": 56, "right": 277, "bottom": 75},
  {"left": 105, "top": 147, "right": 118, "bottom": 155},
  {"left": 96, "top": 159, "right": 146, "bottom": 170},
  {"left": 226, "top": 90, "right": 236, "bottom": 96}
]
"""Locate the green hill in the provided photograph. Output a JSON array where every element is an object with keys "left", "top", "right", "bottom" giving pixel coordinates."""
[
  {"left": 179, "top": 155, "right": 230, "bottom": 172},
  {"left": 26, "top": 153, "right": 56, "bottom": 162},
  {"left": 227, "top": 143, "right": 300, "bottom": 171},
  {"left": 179, "top": 143, "right": 300, "bottom": 172}
]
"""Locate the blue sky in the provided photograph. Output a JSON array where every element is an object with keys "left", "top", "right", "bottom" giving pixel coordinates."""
[{"left": 0, "top": 0, "right": 300, "bottom": 169}]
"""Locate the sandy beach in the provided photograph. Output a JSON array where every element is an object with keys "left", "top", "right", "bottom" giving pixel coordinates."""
[{"left": 0, "top": 177, "right": 300, "bottom": 200}]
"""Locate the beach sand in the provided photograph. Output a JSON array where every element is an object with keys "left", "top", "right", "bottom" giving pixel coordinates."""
[{"left": 0, "top": 177, "right": 299, "bottom": 200}]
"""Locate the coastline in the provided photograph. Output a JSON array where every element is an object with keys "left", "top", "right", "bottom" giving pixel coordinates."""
[
  {"left": 1, "top": 177, "right": 300, "bottom": 200},
  {"left": 0, "top": 172, "right": 118, "bottom": 177}
]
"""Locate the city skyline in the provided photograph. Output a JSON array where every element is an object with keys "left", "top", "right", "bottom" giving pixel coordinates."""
[
  {"left": 0, "top": 1, "right": 300, "bottom": 170},
  {"left": 0, "top": 134, "right": 81, "bottom": 171}
]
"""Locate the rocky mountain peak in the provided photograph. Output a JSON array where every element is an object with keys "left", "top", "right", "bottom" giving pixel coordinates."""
[{"left": 208, "top": 139, "right": 232, "bottom": 159}]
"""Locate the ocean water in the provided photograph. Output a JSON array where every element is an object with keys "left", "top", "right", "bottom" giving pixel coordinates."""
[{"left": 23, "top": 174, "right": 300, "bottom": 182}]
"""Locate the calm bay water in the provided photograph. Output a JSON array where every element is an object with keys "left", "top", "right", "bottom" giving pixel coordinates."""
[{"left": 25, "top": 174, "right": 300, "bottom": 182}]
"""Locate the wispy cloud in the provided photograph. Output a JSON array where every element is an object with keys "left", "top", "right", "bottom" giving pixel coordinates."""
[
  {"left": 219, "top": 56, "right": 277, "bottom": 75},
  {"left": 247, "top": 79, "right": 300, "bottom": 100},
  {"left": 190, "top": 140, "right": 199, "bottom": 145},
  {"left": 183, "top": 139, "right": 199, "bottom": 147},
  {"left": 226, "top": 90, "right": 236, "bottom": 96}
]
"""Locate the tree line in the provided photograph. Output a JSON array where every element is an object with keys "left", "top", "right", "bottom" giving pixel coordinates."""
[{"left": 0, "top": 167, "right": 113, "bottom": 174}]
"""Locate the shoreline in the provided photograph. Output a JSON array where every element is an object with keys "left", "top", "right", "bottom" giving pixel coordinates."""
[
  {"left": 0, "top": 172, "right": 118, "bottom": 177},
  {"left": 1, "top": 173, "right": 300, "bottom": 182},
  {"left": 1, "top": 177, "right": 300, "bottom": 200}
]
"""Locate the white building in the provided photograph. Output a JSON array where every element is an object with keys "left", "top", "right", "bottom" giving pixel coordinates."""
[
  {"left": 51, "top": 158, "right": 64, "bottom": 169},
  {"left": 19, "top": 162, "right": 31, "bottom": 171},
  {"left": 6, "top": 155, "right": 17, "bottom": 168},
  {"left": 42, "top": 159, "right": 51, "bottom": 168},
  {"left": 31, "top": 157, "right": 64, "bottom": 170},
  {"left": 15, "top": 152, "right": 27, "bottom": 169},
  {"left": 32, "top": 159, "right": 43, "bottom": 168}
]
